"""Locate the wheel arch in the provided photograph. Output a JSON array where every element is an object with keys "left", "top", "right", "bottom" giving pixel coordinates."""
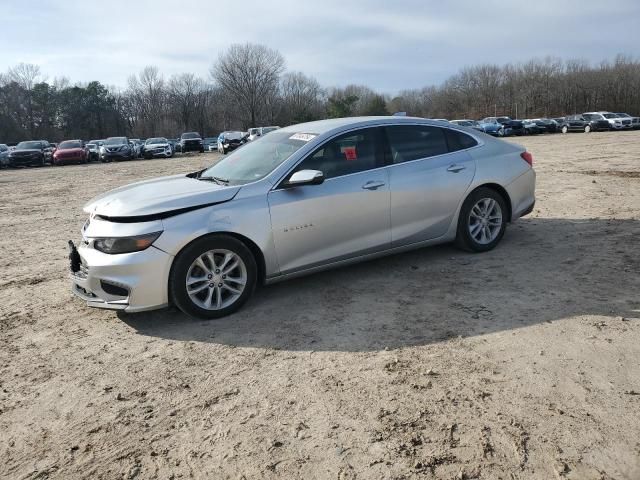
[
  {"left": 468, "top": 183, "right": 512, "bottom": 222},
  {"left": 168, "top": 231, "right": 267, "bottom": 294}
]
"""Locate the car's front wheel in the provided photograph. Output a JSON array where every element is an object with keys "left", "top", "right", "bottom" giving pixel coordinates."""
[
  {"left": 170, "top": 235, "right": 257, "bottom": 319},
  {"left": 561, "top": 125, "right": 569, "bottom": 134},
  {"left": 455, "top": 187, "right": 507, "bottom": 253},
  {"left": 584, "top": 125, "right": 591, "bottom": 133}
]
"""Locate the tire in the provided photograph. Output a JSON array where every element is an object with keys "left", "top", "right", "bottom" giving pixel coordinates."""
[
  {"left": 584, "top": 125, "right": 591, "bottom": 133},
  {"left": 170, "top": 235, "right": 257, "bottom": 319},
  {"left": 561, "top": 125, "right": 569, "bottom": 134},
  {"left": 497, "top": 128, "right": 505, "bottom": 137},
  {"left": 455, "top": 187, "right": 508, "bottom": 253}
]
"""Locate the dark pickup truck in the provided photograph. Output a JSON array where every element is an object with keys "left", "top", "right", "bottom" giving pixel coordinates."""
[{"left": 179, "top": 132, "right": 205, "bottom": 153}]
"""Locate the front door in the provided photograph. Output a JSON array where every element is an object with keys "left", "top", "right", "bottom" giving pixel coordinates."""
[{"left": 268, "top": 127, "right": 391, "bottom": 274}]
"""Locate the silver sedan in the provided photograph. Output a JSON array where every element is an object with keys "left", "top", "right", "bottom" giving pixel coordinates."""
[{"left": 69, "top": 117, "right": 535, "bottom": 319}]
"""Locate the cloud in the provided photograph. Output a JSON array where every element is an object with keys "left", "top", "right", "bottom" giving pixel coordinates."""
[{"left": 1, "top": 0, "right": 639, "bottom": 93}]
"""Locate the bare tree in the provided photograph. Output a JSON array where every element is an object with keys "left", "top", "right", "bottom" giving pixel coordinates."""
[
  {"left": 167, "top": 73, "right": 208, "bottom": 132},
  {"left": 7, "top": 63, "right": 45, "bottom": 137},
  {"left": 212, "top": 43, "right": 285, "bottom": 128},
  {"left": 128, "top": 66, "right": 165, "bottom": 137},
  {"left": 279, "top": 71, "right": 324, "bottom": 124}
]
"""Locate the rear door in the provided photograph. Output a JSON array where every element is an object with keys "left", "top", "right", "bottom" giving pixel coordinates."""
[
  {"left": 385, "top": 125, "right": 477, "bottom": 246},
  {"left": 268, "top": 127, "right": 391, "bottom": 274}
]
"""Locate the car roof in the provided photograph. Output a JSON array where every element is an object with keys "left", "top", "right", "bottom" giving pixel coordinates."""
[{"left": 279, "top": 116, "right": 463, "bottom": 135}]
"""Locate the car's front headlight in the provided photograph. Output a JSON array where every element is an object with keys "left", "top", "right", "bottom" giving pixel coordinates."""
[{"left": 93, "top": 232, "right": 162, "bottom": 254}]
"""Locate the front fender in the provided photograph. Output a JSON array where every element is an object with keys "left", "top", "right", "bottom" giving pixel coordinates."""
[{"left": 153, "top": 195, "right": 279, "bottom": 278}]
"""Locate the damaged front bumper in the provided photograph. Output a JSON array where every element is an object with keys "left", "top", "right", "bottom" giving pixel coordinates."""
[{"left": 68, "top": 240, "right": 173, "bottom": 313}]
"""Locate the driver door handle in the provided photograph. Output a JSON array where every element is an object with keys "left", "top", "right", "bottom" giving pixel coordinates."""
[
  {"left": 447, "top": 164, "right": 466, "bottom": 173},
  {"left": 362, "top": 181, "right": 386, "bottom": 190}
]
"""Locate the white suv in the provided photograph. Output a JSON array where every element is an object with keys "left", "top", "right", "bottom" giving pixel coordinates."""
[{"left": 583, "top": 112, "right": 632, "bottom": 130}]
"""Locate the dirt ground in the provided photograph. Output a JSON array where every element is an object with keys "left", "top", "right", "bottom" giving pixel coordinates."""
[{"left": 1, "top": 131, "right": 639, "bottom": 480}]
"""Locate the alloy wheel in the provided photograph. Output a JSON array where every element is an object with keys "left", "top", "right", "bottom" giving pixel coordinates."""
[
  {"left": 185, "top": 249, "right": 247, "bottom": 310},
  {"left": 468, "top": 198, "right": 503, "bottom": 245}
]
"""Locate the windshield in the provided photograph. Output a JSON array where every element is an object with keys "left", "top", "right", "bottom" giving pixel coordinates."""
[
  {"left": 16, "top": 141, "right": 41, "bottom": 150},
  {"left": 181, "top": 132, "right": 200, "bottom": 139},
  {"left": 617, "top": 113, "right": 630, "bottom": 117},
  {"left": 59, "top": 140, "right": 82, "bottom": 149},
  {"left": 455, "top": 121, "right": 472, "bottom": 126},
  {"left": 105, "top": 137, "right": 127, "bottom": 146},
  {"left": 200, "top": 131, "right": 312, "bottom": 185},
  {"left": 248, "top": 128, "right": 259, "bottom": 135},
  {"left": 603, "top": 114, "right": 618, "bottom": 119},
  {"left": 262, "top": 127, "right": 279, "bottom": 134},
  {"left": 146, "top": 137, "right": 166, "bottom": 144},
  {"left": 221, "top": 131, "right": 243, "bottom": 141}
]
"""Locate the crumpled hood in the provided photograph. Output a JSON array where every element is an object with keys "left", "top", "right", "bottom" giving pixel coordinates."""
[{"left": 83, "top": 174, "right": 240, "bottom": 218}]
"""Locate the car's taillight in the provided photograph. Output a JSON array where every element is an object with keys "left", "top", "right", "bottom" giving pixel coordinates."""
[{"left": 520, "top": 151, "right": 533, "bottom": 166}]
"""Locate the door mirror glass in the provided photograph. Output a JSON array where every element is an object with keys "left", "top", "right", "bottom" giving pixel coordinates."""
[{"left": 288, "top": 169, "right": 324, "bottom": 186}]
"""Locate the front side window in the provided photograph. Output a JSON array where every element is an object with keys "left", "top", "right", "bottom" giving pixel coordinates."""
[
  {"left": 385, "top": 125, "right": 448, "bottom": 164},
  {"left": 294, "top": 128, "right": 380, "bottom": 180}
]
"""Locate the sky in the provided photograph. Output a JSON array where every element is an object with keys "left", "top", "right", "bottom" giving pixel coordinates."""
[{"left": 2, "top": 0, "right": 639, "bottom": 93}]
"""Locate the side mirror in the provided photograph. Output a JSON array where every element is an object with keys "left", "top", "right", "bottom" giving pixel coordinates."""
[{"left": 287, "top": 169, "right": 325, "bottom": 187}]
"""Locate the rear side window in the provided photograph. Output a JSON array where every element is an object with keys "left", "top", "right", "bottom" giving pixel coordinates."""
[
  {"left": 445, "top": 129, "right": 478, "bottom": 152},
  {"left": 385, "top": 125, "right": 448, "bottom": 164}
]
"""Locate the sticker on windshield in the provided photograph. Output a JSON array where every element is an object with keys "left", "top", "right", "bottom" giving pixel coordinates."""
[{"left": 289, "top": 133, "right": 317, "bottom": 142}]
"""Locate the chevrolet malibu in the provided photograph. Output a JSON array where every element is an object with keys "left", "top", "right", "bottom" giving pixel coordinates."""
[{"left": 69, "top": 117, "right": 536, "bottom": 319}]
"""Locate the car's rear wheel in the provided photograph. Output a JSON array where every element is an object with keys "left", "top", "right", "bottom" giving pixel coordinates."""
[
  {"left": 455, "top": 187, "right": 507, "bottom": 253},
  {"left": 170, "top": 235, "right": 257, "bottom": 319},
  {"left": 584, "top": 125, "right": 591, "bottom": 133},
  {"left": 561, "top": 125, "right": 569, "bottom": 134}
]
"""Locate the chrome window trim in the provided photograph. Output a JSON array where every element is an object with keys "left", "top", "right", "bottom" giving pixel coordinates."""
[{"left": 270, "top": 121, "right": 484, "bottom": 191}]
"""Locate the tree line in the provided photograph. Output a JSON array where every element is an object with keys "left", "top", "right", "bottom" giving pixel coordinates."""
[{"left": 1, "top": 44, "right": 639, "bottom": 143}]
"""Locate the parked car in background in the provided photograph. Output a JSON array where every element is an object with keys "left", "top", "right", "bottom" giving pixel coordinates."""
[
  {"left": 530, "top": 118, "right": 559, "bottom": 133},
  {"left": 203, "top": 137, "right": 217, "bottom": 151},
  {"left": 558, "top": 115, "right": 594, "bottom": 133},
  {"left": 522, "top": 120, "right": 541, "bottom": 135},
  {"left": 7, "top": 140, "right": 53, "bottom": 167},
  {"left": 217, "top": 131, "right": 245, "bottom": 154},
  {"left": 478, "top": 117, "right": 505, "bottom": 136},
  {"left": 450, "top": 120, "right": 484, "bottom": 132},
  {"left": 68, "top": 117, "right": 535, "bottom": 319},
  {"left": 128, "top": 139, "right": 143, "bottom": 158},
  {"left": 248, "top": 126, "right": 281, "bottom": 141},
  {"left": 100, "top": 137, "right": 133, "bottom": 162},
  {"left": 579, "top": 113, "right": 612, "bottom": 131},
  {"left": 583, "top": 111, "right": 631, "bottom": 130},
  {"left": 615, "top": 113, "right": 640, "bottom": 129},
  {"left": 180, "top": 132, "right": 204, "bottom": 153},
  {"left": 53, "top": 140, "right": 88, "bottom": 165},
  {"left": 86, "top": 143, "right": 100, "bottom": 161},
  {"left": 165, "top": 139, "right": 178, "bottom": 154},
  {"left": 0, "top": 143, "right": 9, "bottom": 167},
  {"left": 143, "top": 137, "right": 174, "bottom": 159},
  {"left": 479, "top": 117, "right": 524, "bottom": 136}
]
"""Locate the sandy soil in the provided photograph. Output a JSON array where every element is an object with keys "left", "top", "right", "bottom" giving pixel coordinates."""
[{"left": 1, "top": 131, "right": 639, "bottom": 479}]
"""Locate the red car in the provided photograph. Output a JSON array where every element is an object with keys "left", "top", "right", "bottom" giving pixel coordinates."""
[{"left": 53, "top": 140, "right": 88, "bottom": 165}]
